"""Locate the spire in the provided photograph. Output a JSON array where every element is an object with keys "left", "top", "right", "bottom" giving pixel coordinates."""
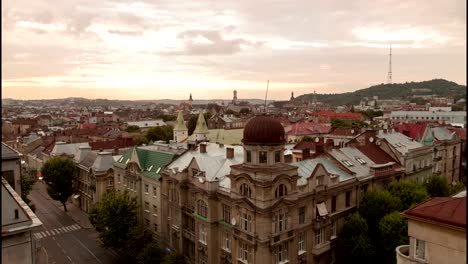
[
  {"left": 290, "top": 91, "right": 295, "bottom": 101},
  {"left": 233, "top": 90, "right": 238, "bottom": 104},
  {"left": 173, "top": 110, "right": 188, "bottom": 131},
  {"left": 193, "top": 112, "right": 209, "bottom": 135},
  {"left": 189, "top": 93, "right": 193, "bottom": 102}
]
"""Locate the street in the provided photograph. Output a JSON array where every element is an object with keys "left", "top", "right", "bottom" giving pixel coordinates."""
[{"left": 29, "top": 181, "right": 118, "bottom": 264}]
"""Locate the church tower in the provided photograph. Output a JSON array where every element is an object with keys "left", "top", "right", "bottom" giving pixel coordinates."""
[
  {"left": 233, "top": 90, "right": 238, "bottom": 105},
  {"left": 192, "top": 112, "right": 209, "bottom": 142},
  {"left": 290, "top": 91, "right": 295, "bottom": 101},
  {"left": 173, "top": 110, "right": 188, "bottom": 143},
  {"left": 189, "top": 93, "right": 193, "bottom": 106}
]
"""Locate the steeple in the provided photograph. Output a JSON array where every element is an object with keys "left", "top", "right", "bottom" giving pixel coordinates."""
[
  {"left": 189, "top": 93, "right": 193, "bottom": 102},
  {"left": 233, "top": 90, "right": 238, "bottom": 105},
  {"left": 193, "top": 112, "right": 209, "bottom": 142},
  {"left": 173, "top": 110, "right": 188, "bottom": 143},
  {"left": 290, "top": 91, "right": 295, "bottom": 101}
]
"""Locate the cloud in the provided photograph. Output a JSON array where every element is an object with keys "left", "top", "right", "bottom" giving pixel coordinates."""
[{"left": 107, "top": 29, "right": 143, "bottom": 36}]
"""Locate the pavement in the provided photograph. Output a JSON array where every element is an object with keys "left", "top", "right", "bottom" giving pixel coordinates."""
[{"left": 31, "top": 181, "right": 118, "bottom": 264}]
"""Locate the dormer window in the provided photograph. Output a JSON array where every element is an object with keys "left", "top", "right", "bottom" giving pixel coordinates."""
[
  {"left": 275, "top": 184, "right": 288, "bottom": 198},
  {"left": 240, "top": 183, "right": 252, "bottom": 198},
  {"left": 259, "top": 151, "right": 267, "bottom": 163}
]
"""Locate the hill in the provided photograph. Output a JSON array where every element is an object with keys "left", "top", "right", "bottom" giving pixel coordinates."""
[{"left": 295, "top": 79, "right": 466, "bottom": 106}]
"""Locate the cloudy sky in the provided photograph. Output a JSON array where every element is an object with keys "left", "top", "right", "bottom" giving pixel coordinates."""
[{"left": 2, "top": 0, "right": 466, "bottom": 100}]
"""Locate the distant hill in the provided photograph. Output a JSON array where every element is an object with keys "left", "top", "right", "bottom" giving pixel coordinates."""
[{"left": 295, "top": 79, "right": 466, "bottom": 106}]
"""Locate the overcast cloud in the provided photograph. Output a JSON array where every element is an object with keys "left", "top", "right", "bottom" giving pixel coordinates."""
[{"left": 2, "top": 0, "right": 465, "bottom": 100}]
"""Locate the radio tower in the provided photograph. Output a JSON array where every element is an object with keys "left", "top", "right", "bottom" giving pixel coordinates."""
[{"left": 387, "top": 44, "right": 392, "bottom": 84}]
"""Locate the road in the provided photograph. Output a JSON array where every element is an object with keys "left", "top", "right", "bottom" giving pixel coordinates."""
[{"left": 29, "top": 182, "right": 118, "bottom": 264}]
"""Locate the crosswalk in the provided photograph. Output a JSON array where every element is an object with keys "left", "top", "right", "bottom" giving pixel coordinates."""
[{"left": 34, "top": 224, "right": 81, "bottom": 239}]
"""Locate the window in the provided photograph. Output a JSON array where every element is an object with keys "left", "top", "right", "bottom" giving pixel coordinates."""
[
  {"left": 144, "top": 202, "right": 150, "bottom": 212},
  {"left": 144, "top": 184, "right": 149, "bottom": 193},
  {"left": 298, "top": 207, "right": 305, "bottom": 224},
  {"left": 332, "top": 196, "right": 337, "bottom": 213},
  {"left": 415, "top": 239, "right": 425, "bottom": 260},
  {"left": 315, "top": 228, "right": 324, "bottom": 245},
  {"left": 241, "top": 212, "right": 252, "bottom": 232},
  {"left": 197, "top": 200, "right": 208, "bottom": 218},
  {"left": 118, "top": 174, "right": 121, "bottom": 183},
  {"left": 240, "top": 183, "right": 252, "bottom": 198},
  {"left": 145, "top": 218, "right": 150, "bottom": 227},
  {"left": 153, "top": 186, "right": 157, "bottom": 196},
  {"left": 222, "top": 204, "right": 231, "bottom": 222},
  {"left": 199, "top": 223, "right": 207, "bottom": 244},
  {"left": 154, "top": 223, "right": 158, "bottom": 232},
  {"left": 153, "top": 205, "right": 158, "bottom": 214},
  {"left": 274, "top": 242, "right": 289, "bottom": 264},
  {"left": 108, "top": 178, "right": 113, "bottom": 186},
  {"left": 275, "top": 184, "right": 288, "bottom": 198},
  {"left": 238, "top": 241, "right": 252, "bottom": 263},
  {"left": 316, "top": 176, "right": 324, "bottom": 186},
  {"left": 298, "top": 232, "right": 305, "bottom": 253},
  {"left": 246, "top": 150, "right": 251, "bottom": 163},
  {"left": 259, "top": 151, "right": 267, "bottom": 163},
  {"left": 275, "top": 151, "right": 281, "bottom": 162},
  {"left": 274, "top": 209, "right": 288, "bottom": 233},
  {"left": 345, "top": 191, "right": 351, "bottom": 207},
  {"left": 331, "top": 221, "right": 337, "bottom": 238},
  {"left": 222, "top": 232, "right": 231, "bottom": 252}
]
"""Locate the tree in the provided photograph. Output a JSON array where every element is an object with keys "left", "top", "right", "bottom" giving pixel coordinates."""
[
  {"left": 187, "top": 115, "right": 198, "bottom": 135},
  {"left": 379, "top": 212, "right": 409, "bottom": 263},
  {"left": 162, "top": 252, "right": 186, "bottom": 264},
  {"left": 359, "top": 189, "right": 401, "bottom": 231},
  {"left": 301, "top": 135, "right": 314, "bottom": 142},
  {"left": 20, "top": 169, "right": 36, "bottom": 212},
  {"left": 388, "top": 180, "right": 429, "bottom": 210},
  {"left": 240, "top": 108, "right": 251, "bottom": 115},
  {"left": 121, "top": 227, "right": 155, "bottom": 261},
  {"left": 449, "top": 181, "right": 466, "bottom": 196},
  {"left": 424, "top": 175, "right": 450, "bottom": 197},
  {"left": 225, "top": 109, "right": 236, "bottom": 115},
  {"left": 137, "top": 242, "right": 165, "bottom": 264},
  {"left": 146, "top": 125, "right": 173, "bottom": 142},
  {"left": 134, "top": 136, "right": 149, "bottom": 146},
  {"left": 336, "top": 213, "right": 376, "bottom": 263},
  {"left": 89, "top": 189, "right": 138, "bottom": 250},
  {"left": 126, "top": 125, "right": 140, "bottom": 133},
  {"left": 41, "top": 158, "right": 77, "bottom": 212}
]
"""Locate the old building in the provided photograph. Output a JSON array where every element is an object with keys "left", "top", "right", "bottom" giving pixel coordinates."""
[
  {"left": 2, "top": 177, "right": 42, "bottom": 264},
  {"left": 2, "top": 142, "right": 22, "bottom": 195},
  {"left": 396, "top": 195, "right": 466, "bottom": 264},
  {"left": 159, "top": 115, "right": 370, "bottom": 264},
  {"left": 173, "top": 111, "right": 189, "bottom": 143}
]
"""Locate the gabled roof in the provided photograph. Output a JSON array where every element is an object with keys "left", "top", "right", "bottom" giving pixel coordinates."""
[
  {"left": 447, "top": 127, "right": 466, "bottom": 140},
  {"left": 114, "top": 146, "right": 179, "bottom": 180},
  {"left": 328, "top": 127, "right": 361, "bottom": 137},
  {"left": 286, "top": 122, "right": 331, "bottom": 135},
  {"left": 395, "top": 123, "right": 428, "bottom": 141},
  {"left": 293, "top": 141, "right": 316, "bottom": 150},
  {"left": 293, "top": 157, "right": 354, "bottom": 185},
  {"left": 402, "top": 197, "right": 466, "bottom": 231},
  {"left": 356, "top": 143, "right": 399, "bottom": 165}
]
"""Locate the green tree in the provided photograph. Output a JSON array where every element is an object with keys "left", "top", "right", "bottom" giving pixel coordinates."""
[
  {"left": 146, "top": 126, "right": 173, "bottom": 142},
  {"left": 121, "top": 227, "right": 155, "bottom": 261},
  {"left": 134, "top": 136, "right": 149, "bottom": 146},
  {"left": 126, "top": 125, "right": 140, "bottom": 133},
  {"left": 187, "top": 115, "right": 198, "bottom": 135},
  {"left": 379, "top": 212, "right": 409, "bottom": 263},
  {"left": 137, "top": 242, "right": 165, "bottom": 264},
  {"left": 388, "top": 180, "right": 429, "bottom": 210},
  {"left": 41, "top": 158, "right": 77, "bottom": 212},
  {"left": 424, "top": 175, "right": 450, "bottom": 197},
  {"left": 20, "top": 169, "right": 36, "bottom": 211},
  {"left": 301, "top": 135, "right": 314, "bottom": 142},
  {"left": 337, "top": 213, "right": 376, "bottom": 263},
  {"left": 225, "top": 109, "right": 236, "bottom": 115},
  {"left": 449, "top": 181, "right": 466, "bottom": 196},
  {"left": 89, "top": 189, "right": 138, "bottom": 250},
  {"left": 162, "top": 252, "right": 186, "bottom": 264},
  {"left": 240, "top": 108, "right": 251, "bottom": 115},
  {"left": 359, "top": 189, "right": 401, "bottom": 230}
]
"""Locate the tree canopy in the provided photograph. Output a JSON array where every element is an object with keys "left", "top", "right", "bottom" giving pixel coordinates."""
[
  {"left": 379, "top": 212, "right": 409, "bottom": 263},
  {"left": 359, "top": 189, "right": 401, "bottom": 229},
  {"left": 424, "top": 175, "right": 450, "bottom": 197},
  {"left": 387, "top": 180, "right": 429, "bottom": 210},
  {"left": 337, "top": 213, "right": 375, "bottom": 263},
  {"left": 125, "top": 125, "right": 140, "bottom": 133},
  {"left": 41, "top": 157, "right": 77, "bottom": 212},
  {"left": 146, "top": 125, "right": 173, "bottom": 142}
]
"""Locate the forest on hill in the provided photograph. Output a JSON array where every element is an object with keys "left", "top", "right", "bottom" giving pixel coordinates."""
[{"left": 295, "top": 79, "right": 466, "bottom": 106}]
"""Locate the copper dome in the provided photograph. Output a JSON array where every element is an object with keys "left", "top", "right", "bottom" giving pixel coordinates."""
[{"left": 243, "top": 115, "right": 285, "bottom": 144}]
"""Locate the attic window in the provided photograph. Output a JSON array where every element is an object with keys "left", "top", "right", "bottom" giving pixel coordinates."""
[
  {"left": 342, "top": 160, "right": 354, "bottom": 167},
  {"left": 125, "top": 159, "right": 129, "bottom": 164},
  {"left": 147, "top": 165, "right": 153, "bottom": 171},
  {"left": 156, "top": 167, "right": 161, "bottom": 174},
  {"left": 355, "top": 157, "right": 367, "bottom": 165},
  {"left": 118, "top": 157, "right": 123, "bottom": 162}
]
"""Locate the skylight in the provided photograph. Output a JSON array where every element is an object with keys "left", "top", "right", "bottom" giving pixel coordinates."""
[
  {"left": 342, "top": 160, "right": 354, "bottom": 167},
  {"left": 355, "top": 157, "right": 367, "bottom": 165}
]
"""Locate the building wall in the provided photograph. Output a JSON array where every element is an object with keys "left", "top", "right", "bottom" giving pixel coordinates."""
[
  {"left": 2, "top": 232, "right": 34, "bottom": 264},
  {"left": 141, "top": 176, "right": 162, "bottom": 240},
  {"left": 2, "top": 159, "right": 22, "bottom": 195},
  {"left": 407, "top": 219, "right": 466, "bottom": 264},
  {"left": 434, "top": 141, "right": 462, "bottom": 183}
]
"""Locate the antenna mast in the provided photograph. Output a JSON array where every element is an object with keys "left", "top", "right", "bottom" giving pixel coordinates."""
[
  {"left": 264, "top": 80, "right": 269, "bottom": 112},
  {"left": 387, "top": 44, "right": 392, "bottom": 84}
]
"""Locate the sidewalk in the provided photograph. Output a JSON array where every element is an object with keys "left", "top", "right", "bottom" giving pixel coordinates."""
[{"left": 34, "top": 181, "right": 93, "bottom": 229}]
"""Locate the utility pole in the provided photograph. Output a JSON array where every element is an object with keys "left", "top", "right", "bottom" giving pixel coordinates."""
[{"left": 387, "top": 44, "right": 392, "bottom": 84}]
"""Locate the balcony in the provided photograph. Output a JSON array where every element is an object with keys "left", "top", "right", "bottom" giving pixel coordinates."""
[
  {"left": 183, "top": 229, "right": 195, "bottom": 241},
  {"left": 396, "top": 245, "right": 416, "bottom": 264},
  {"left": 433, "top": 156, "right": 442, "bottom": 162},
  {"left": 311, "top": 242, "right": 330, "bottom": 256}
]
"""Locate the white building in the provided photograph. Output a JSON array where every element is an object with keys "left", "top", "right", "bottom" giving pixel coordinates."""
[{"left": 388, "top": 111, "right": 466, "bottom": 126}]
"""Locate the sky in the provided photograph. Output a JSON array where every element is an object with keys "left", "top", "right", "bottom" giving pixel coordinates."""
[{"left": 2, "top": 0, "right": 466, "bottom": 101}]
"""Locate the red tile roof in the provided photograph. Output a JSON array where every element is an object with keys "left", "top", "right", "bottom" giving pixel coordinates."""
[
  {"left": 293, "top": 141, "right": 316, "bottom": 150},
  {"left": 308, "top": 111, "right": 362, "bottom": 120},
  {"left": 356, "top": 143, "right": 399, "bottom": 165},
  {"left": 287, "top": 122, "right": 331, "bottom": 135},
  {"left": 402, "top": 197, "right": 466, "bottom": 231},
  {"left": 395, "top": 123, "right": 428, "bottom": 140},
  {"left": 328, "top": 127, "right": 361, "bottom": 136},
  {"left": 447, "top": 127, "right": 466, "bottom": 140},
  {"left": 89, "top": 138, "right": 134, "bottom": 151}
]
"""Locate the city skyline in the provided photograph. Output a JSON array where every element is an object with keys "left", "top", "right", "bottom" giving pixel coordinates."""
[{"left": 2, "top": 0, "right": 466, "bottom": 100}]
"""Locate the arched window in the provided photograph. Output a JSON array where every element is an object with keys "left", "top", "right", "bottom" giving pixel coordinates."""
[
  {"left": 275, "top": 184, "right": 288, "bottom": 198},
  {"left": 240, "top": 183, "right": 252, "bottom": 198},
  {"left": 197, "top": 200, "right": 208, "bottom": 218}
]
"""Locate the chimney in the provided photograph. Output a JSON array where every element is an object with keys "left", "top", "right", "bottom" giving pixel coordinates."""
[
  {"left": 315, "top": 143, "right": 324, "bottom": 154},
  {"left": 76, "top": 146, "right": 91, "bottom": 163},
  {"left": 200, "top": 143, "right": 207, "bottom": 153},
  {"left": 226, "top": 147, "right": 234, "bottom": 159},
  {"left": 302, "top": 148, "right": 311, "bottom": 160},
  {"left": 325, "top": 139, "right": 334, "bottom": 150}
]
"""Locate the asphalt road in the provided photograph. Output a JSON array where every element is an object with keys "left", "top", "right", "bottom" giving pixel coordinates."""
[{"left": 29, "top": 182, "right": 118, "bottom": 264}]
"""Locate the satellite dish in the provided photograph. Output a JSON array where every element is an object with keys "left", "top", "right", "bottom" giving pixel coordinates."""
[
  {"left": 315, "top": 137, "right": 320, "bottom": 142},
  {"left": 231, "top": 217, "right": 237, "bottom": 226},
  {"left": 369, "top": 137, "right": 374, "bottom": 143},
  {"left": 198, "top": 177, "right": 205, "bottom": 183}
]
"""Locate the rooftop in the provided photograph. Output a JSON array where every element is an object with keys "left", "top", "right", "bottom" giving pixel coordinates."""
[{"left": 1, "top": 143, "right": 21, "bottom": 160}]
